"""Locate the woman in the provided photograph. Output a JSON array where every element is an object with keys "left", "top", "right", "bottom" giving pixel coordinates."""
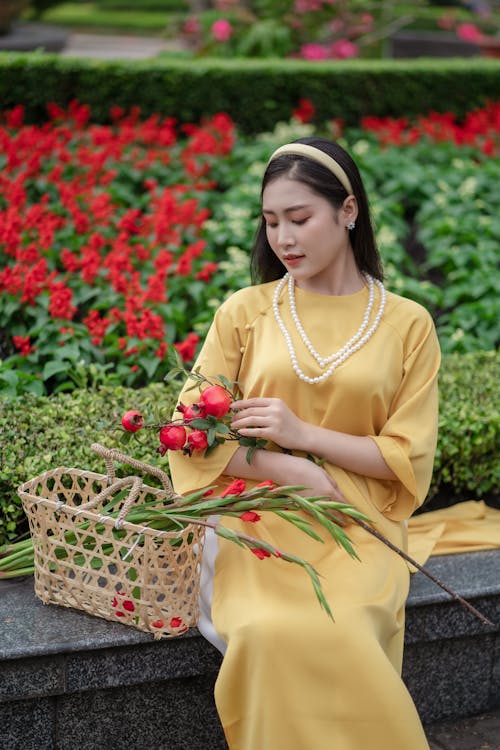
[{"left": 169, "top": 137, "right": 440, "bottom": 749}]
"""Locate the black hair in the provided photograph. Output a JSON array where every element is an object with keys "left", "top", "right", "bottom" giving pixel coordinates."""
[{"left": 250, "top": 137, "right": 384, "bottom": 284}]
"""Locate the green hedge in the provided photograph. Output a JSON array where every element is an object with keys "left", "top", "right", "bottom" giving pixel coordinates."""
[
  {"left": 0, "top": 351, "right": 498, "bottom": 545},
  {"left": 0, "top": 53, "right": 499, "bottom": 132}
]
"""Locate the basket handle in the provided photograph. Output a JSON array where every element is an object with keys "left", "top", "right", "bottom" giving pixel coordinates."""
[{"left": 90, "top": 442, "right": 182, "bottom": 503}]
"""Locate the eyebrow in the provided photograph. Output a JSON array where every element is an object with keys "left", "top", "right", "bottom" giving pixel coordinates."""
[{"left": 262, "top": 204, "right": 312, "bottom": 215}]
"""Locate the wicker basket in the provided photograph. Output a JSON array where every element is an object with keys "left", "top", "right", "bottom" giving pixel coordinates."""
[{"left": 17, "top": 443, "right": 204, "bottom": 639}]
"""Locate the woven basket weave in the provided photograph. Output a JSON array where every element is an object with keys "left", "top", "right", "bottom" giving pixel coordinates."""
[{"left": 17, "top": 443, "right": 204, "bottom": 639}]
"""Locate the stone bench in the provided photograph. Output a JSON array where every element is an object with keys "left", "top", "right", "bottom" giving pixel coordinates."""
[{"left": 1, "top": 550, "right": 499, "bottom": 750}]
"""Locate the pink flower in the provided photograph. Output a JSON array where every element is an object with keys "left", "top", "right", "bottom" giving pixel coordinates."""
[
  {"left": 456, "top": 23, "right": 484, "bottom": 43},
  {"left": 183, "top": 18, "right": 200, "bottom": 35},
  {"left": 211, "top": 19, "right": 233, "bottom": 42},
  {"left": 330, "top": 39, "right": 358, "bottom": 59},
  {"left": 299, "top": 43, "right": 330, "bottom": 60}
]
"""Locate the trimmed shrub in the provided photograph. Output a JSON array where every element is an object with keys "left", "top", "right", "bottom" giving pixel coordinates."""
[
  {"left": 0, "top": 54, "right": 499, "bottom": 132},
  {"left": 1, "top": 350, "right": 498, "bottom": 544}
]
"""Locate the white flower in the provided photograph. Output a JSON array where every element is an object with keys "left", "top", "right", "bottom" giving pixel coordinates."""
[
  {"left": 377, "top": 226, "right": 397, "bottom": 248},
  {"left": 352, "top": 139, "right": 370, "bottom": 156},
  {"left": 458, "top": 177, "right": 477, "bottom": 198},
  {"left": 451, "top": 328, "right": 465, "bottom": 342}
]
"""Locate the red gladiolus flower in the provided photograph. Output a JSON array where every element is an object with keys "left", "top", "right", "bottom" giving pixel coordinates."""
[
  {"left": 221, "top": 479, "right": 247, "bottom": 497},
  {"left": 250, "top": 548, "right": 271, "bottom": 560},
  {"left": 151, "top": 620, "right": 164, "bottom": 628},
  {"left": 121, "top": 410, "right": 144, "bottom": 433},
  {"left": 240, "top": 511, "right": 261, "bottom": 523},
  {"left": 256, "top": 480, "right": 275, "bottom": 489},
  {"left": 170, "top": 617, "right": 183, "bottom": 628},
  {"left": 199, "top": 385, "right": 232, "bottom": 418},
  {"left": 122, "top": 600, "right": 135, "bottom": 612}
]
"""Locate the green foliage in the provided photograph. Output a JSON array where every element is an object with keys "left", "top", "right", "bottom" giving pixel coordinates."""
[
  {"left": 1, "top": 351, "right": 498, "bottom": 545},
  {"left": 0, "top": 53, "right": 499, "bottom": 133},
  {"left": 0, "top": 382, "right": 180, "bottom": 545},
  {"left": 27, "top": 2, "right": 176, "bottom": 30},
  {"left": 423, "top": 350, "right": 499, "bottom": 511}
]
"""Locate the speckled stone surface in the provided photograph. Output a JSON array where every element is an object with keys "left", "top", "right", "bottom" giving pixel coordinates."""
[
  {"left": 1, "top": 551, "right": 499, "bottom": 749},
  {"left": 0, "top": 697, "right": 55, "bottom": 750}
]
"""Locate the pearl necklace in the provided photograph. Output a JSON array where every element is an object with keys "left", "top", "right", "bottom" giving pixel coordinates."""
[{"left": 272, "top": 272, "right": 386, "bottom": 384}]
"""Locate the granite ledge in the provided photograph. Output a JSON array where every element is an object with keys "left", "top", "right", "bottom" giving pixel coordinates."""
[{"left": 1, "top": 550, "right": 499, "bottom": 663}]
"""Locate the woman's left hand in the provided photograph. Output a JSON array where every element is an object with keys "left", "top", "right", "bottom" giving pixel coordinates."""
[{"left": 230, "top": 397, "right": 307, "bottom": 451}]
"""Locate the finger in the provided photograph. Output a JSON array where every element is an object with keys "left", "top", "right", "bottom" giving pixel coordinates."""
[
  {"left": 231, "top": 398, "right": 274, "bottom": 410},
  {"left": 231, "top": 408, "right": 272, "bottom": 423}
]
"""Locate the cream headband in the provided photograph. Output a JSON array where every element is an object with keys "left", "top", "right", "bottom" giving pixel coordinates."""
[{"left": 268, "top": 143, "right": 353, "bottom": 195}]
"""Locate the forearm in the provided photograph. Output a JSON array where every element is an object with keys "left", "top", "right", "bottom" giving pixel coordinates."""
[
  {"left": 300, "top": 425, "right": 397, "bottom": 481},
  {"left": 223, "top": 447, "right": 303, "bottom": 485}
]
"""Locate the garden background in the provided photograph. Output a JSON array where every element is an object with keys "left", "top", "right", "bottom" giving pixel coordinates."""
[{"left": 0, "top": 0, "right": 499, "bottom": 561}]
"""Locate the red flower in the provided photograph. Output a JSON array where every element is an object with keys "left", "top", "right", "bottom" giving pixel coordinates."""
[
  {"left": 12, "top": 335, "right": 35, "bottom": 356},
  {"left": 250, "top": 548, "right": 271, "bottom": 560},
  {"left": 256, "top": 480, "right": 275, "bottom": 489},
  {"left": 170, "top": 617, "right": 183, "bottom": 628},
  {"left": 174, "top": 332, "right": 200, "bottom": 362},
  {"left": 293, "top": 98, "right": 316, "bottom": 124},
  {"left": 240, "top": 511, "right": 261, "bottom": 523},
  {"left": 221, "top": 479, "right": 247, "bottom": 497},
  {"left": 151, "top": 620, "right": 164, "bottom": 628}
]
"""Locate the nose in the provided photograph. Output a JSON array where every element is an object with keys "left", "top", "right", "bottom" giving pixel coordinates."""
[{"left": 277, "top": 222, "right": 295, "bottom": 249}]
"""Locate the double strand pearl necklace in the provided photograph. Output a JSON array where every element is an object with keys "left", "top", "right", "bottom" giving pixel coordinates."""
[{"left": 272, "top": 272, "right": 386, "bottom": 384}]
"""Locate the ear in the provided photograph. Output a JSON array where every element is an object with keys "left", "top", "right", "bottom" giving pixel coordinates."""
[{"left": 341, "top": 195, "right": 358, "bottom": 226}]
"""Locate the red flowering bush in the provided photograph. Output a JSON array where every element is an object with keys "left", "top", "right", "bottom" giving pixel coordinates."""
[
  {"left": 1, "top": 98, "right": 499, "bottom": 399},
  {"left": 0, "top": 102, "right": 236, "bottom": 395}
]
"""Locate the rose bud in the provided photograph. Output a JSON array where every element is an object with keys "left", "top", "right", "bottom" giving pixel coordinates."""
[
  {"left": 121, "top": 410, "right": 144, "bottom": 433},
  {"left": 199, "top": 385, "right": 232, "bottom": 419},
  {"left": 159, "top": 425, "right": 187, "bottom": 451},
  {"left": 186, "top": 429, "right": 209, "bottom": 452}
]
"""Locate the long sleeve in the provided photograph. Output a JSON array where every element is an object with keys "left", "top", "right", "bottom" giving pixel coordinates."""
[
  {"left": 369, "top": 309, "right": 441, "bottom": 521},
  {"left": 168, "top": 299, "right": 245, "bottom": 496}
]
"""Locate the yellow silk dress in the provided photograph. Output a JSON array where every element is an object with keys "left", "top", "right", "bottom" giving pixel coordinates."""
[{"left": 169, "top": 279, "right": 441, "bottom": 750}]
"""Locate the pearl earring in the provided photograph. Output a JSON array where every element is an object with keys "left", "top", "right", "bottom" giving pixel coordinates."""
[{"left": 347, "top": 221, "right": 356, "bottom": 231}]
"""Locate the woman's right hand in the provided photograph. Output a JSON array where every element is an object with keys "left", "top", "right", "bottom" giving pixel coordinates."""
[{"left": 224, "top": 448, "right": 345, "bottom": 503}]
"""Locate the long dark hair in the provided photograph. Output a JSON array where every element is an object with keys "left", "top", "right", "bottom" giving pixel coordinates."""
[{"left": 250, "top": 137, "right": 384, "bottom": 284}]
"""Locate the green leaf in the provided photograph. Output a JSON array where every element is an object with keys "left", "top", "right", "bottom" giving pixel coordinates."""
[{"left": 42, "top": 360, "right": 70, "bottom": 380}]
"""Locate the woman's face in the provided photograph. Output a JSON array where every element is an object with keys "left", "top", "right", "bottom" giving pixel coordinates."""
[{"left": 262, "top": 177, "right": 356, "bottom": 293}]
